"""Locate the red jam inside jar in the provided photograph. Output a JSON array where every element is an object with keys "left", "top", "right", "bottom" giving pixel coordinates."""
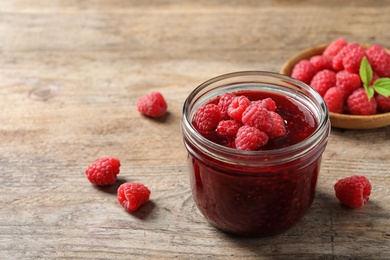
[{"left": 181, "top": 71, "right": 330, "bottom": 236}]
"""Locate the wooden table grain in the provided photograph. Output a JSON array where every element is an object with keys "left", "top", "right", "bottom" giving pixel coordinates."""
[{"left": 1, "top": 1, "right": 390, "bottom": 259}]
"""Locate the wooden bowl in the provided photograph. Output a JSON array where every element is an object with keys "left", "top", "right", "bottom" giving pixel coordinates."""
[{"left": 280, "top": 44, "right": 390, "bottom": 130}]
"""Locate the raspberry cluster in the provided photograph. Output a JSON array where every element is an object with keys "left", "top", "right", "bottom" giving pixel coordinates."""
[
  {"left": 291, "top": 38, "right": 390, "bottom": 115},
  {"left": 193, "top": 93, "right": 287, "bottom": 151}
]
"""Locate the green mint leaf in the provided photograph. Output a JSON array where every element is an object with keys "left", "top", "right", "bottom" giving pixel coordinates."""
[
  {"left": 365, "top": 85, "right": 375, "bottom": 99},
  {"left": 359, "top": 56, "right": 373, "bottom": 87},
  {"left": 373, "top": 78, "right": 390, "bottom": 97}
]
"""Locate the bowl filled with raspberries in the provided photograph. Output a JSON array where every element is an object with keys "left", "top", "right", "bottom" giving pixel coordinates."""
[{"left": 281, "top": 38, "right": 390, "bottom": 129}]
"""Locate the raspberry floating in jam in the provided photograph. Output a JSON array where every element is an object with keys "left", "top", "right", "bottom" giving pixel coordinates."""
[{"left": 192, "top": 90, "right": 317, "bottom": 151}]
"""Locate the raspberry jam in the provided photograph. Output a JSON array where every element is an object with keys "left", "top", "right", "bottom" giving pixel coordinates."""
[
  {"left": 196, "top": 90, "right": 317, "bottom": 151},
  {"left": 181, "top": 71, "right": 330, "bottom": 236}
]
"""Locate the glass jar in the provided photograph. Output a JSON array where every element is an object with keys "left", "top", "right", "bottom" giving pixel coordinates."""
[{"left": 181, "top": 71, "right": 330, "bottom": 236}]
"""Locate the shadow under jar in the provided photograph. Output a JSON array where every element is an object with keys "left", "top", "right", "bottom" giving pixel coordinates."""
[{"left": 181, "top": 71, "right": 331, "bottom": 237}]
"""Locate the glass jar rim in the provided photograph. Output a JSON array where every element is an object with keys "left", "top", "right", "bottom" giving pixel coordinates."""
[{"left": 182, "top": 71, "right": 330, "bottom": 165}]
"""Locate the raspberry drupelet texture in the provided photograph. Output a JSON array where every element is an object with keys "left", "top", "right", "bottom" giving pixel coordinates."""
[
  {"left": 227, "top": 95, "right": 251, "bottom": 121},
  {"left": 366, "top": 44, "right": 390, "bottom": 77},
  {"left": 376, "top": 94, "right": 390, "bottom": 112},
  {"left": 85, "top": 157, "right": 121, "bottom": 186},
  {"left": 267, "top": 111, "right": 287, "bottom": 140},
  {"left": 218, "top": 93, "right": 236, "bottom": 119},
  {"left": 332, "top": 43, "right": 360, "bottom": 71},
  {"left": 193, "top": 104, "right": 222, "bottom": 133},
  {"left": 136, "top": 91, "right": 168, "bottom": 118},
  {"left": 241, "top": 104, "right": 274, "bottom": 133},
  {"left": 323, "top": 38, "right": 348, "bottom": 57},
  {"left": 291, "top": 60, "right": 317, "bottom": 84},
  {"left": 334, "top": 175, "right": 371, "bottom": 209},
  {"left": 309, "top": 55, "right": 333, "bottom": 72},
  {"left": 235, "top": 125, "right": 269, "bottom": 151},
  {"left": 335, "top": 70, "right": 361, "bottom": 98},
  {"left": 324, "top": 87, "right": 344, "bottom": 113},
  {"left": 310, "top": 69, "right": 336, "bottom": 97},
  {"left": 117, "top": 182, "right": 151, "bottom": 212},
  {"left": 347, "top": 88, "right": 377, "bottom": 115},
  {"left": 260, "top": 98, "right": 277, "bottom": 112},
  {"left": 342, "top": 44, "right": 366, "bottom": 74},
  {"left": 216, "top": 120, "right": 242, "bottom": 138}
]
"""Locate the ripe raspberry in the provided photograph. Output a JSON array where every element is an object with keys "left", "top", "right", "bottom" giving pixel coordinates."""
[
  {"left": 347, "top": 88, "right": 377, "bottom": 115},
  {"left": 260, "top": 98, "right": 277, "bottom": 112},
  {"left": 291, "top": 60, "right": 317, "bottom": 84},
  {"left": 227, "top": 95, "right": 251, "bottom": 121},
  {"left": 310, "top": 69, "right": 336, "bottom": 97},
  {"left": 332, "top": 43, "right": 360, "bottom": 71},
  {"left": 235, "top": 125, "right": 269, "bottom": 151},
  {"left": 370, "top": 72, "right": 380, "bottom": 86},
  {"left": 136, "top": 92, "right": 167, "bottom": 118},
  {"left": 334, "top": 175, "right": 371, "bottom": 209},
  {"left": 309, "top": 55, "right": 333, "bottom": 71},
  {"left": 336, "top": 70, "right": 361, "bottom": 98},
  {"left": 366, "top": 44, "right": 390, "bottom": 77},
  {"left": 323, "top": 87, "right": 344, "bottom": 113},
  {"left": 241, "top": 104, "right": 274, "bottom": 132},
  {"left": 218, "top": 93, "right": 236, "bottom": 119},
  {"left": 85, "top": 157, "right": 121, "bottom": 186},
  {"left": 376, "top": 94, "right": 390, "bottom": 112},
  {"left": 192, "top": 104, "right": 222, "bottom": 133},
  {"left": 216, "top": 120, "right": 242, "bottom": 138},
  {"left": 117, "top": 182, "right": 151, "bottom": 212},
  {"left": 342, "top": 44, "right": 366, "bottom": 74},
  {"left": 323, "top": 38, "right": 348, "bottom": 57},
  {"left": 267, "top": 111, "right": 287, "bottom": 140}
]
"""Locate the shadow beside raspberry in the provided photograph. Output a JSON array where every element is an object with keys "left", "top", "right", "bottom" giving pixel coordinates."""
[{"left": 93, "top": 177, "right": 128, "bottom": 195}]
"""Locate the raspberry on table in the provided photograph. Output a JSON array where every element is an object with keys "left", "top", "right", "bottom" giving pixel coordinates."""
[
  {"left": 309, "top": 55, "right": 333, "bottom": 72},
  {"left": 366, "top": 44, "right": 390, "bottom": 77},
  {"left": 323, "top": 87, "right": 344, "bottom": 113},
  {"left": 117, "top": 182, "right": 151, "bottom": 212},
  {"left": 334, "top": 175, "right": 371, "bottom": 209},
  {"left": 376, "top": 94, "right": 390, "bottom": 112},
  {"left": 347, "top": 88, "right": 377, "bottom": 115},
  {"left": 323, "top": 38, "right": 348, "bottom": 57},
  {"left": 218, "top": 93, "right": 236, "bottom": 119},
  {"left": 310, "top": 69, "right": 336, "bottom": 97},
  {"left": 241, "top": 103, "right": 274, "bottom": 133},
  {"left": 291, "top": 60, "right": 317, "bottom": 84},
  {"left": 216, "top": 120, "right": 243, "bottom": 138},
  {"left": 342, "top": 44, "right": 366, "bottom": 74},
  {"left": 192, "top": 104, "right": 222, "bottom": 133},
  {"left": 227, "top": 95, "right": 251, "bottom": 121},
  {"left": 267, "top": 111, "right": 287, "bottom": 140},
  {"left": 85, "top": 157, "right": 121, "bottom": 186},
  {"left": 136, "top": 91, "right": 168, "bottom": 118},
  {"left": 235, "top": 125, "right": 269, "bottom": 151},
  {"left": 336, "top": 70, "right": 361, "bottom": 98}
]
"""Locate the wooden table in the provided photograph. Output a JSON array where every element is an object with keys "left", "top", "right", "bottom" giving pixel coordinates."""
[{"left": 1, "top": 1, "right": 389, "bottom": 259}]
